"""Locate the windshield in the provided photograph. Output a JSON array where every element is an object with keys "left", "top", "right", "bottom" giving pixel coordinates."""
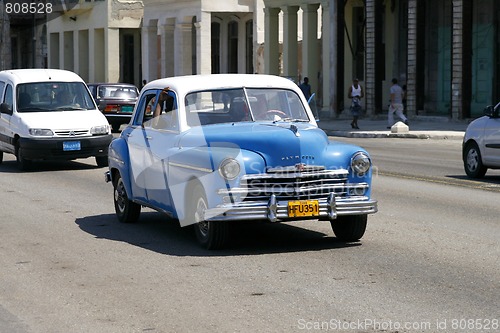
[
  {"left": 185, "top": 88, "right": 310, "bottom": 127},
  {"left": 16, "top": 82, "right": 96, "bottom": 112}
]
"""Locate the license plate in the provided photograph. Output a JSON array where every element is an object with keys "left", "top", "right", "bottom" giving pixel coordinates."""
[
  {"left": 287, "top": 200, "right": 319, "bottom": 217},
  {"left": 121, "top": 105, "right": 134, "bottom": 113},
  {"left": 63, "top": 141, "right": 81, "bottom": 151}
]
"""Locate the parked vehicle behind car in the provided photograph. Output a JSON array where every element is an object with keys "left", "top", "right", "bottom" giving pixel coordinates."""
[
  {"left": 105, "top": 74, "right": 378, "bottom": 249},
  {"left": 0, "top": 69, "right": 112, "bottom": 170},
  {"left": 463, "top": 103, "right": 500, "bottom": 178},
  {"left": 87, "top": 83, "right": 139, "bottom": 132}
]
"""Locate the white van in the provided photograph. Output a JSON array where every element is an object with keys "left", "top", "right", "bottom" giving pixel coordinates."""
[{"left": 0, "top": 69, "right": 112, "bottom": 170}]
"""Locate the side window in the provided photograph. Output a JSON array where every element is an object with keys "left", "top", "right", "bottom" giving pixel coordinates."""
[
  {"left": 0, "top": 81, "right": 5, "bottom": 102},
  {"left": 133, "top": 90, "right": 158, "bottom": 126},
  {"left": 4, "top": 84, "right": 13, "bottom": 109}
]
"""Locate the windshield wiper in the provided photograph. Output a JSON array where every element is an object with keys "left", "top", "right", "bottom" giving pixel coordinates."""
[
  {"left": 273, "top": 117, "right": 309, "bottom": 123},
  {"left": 55, "top": 106, "right": 86, "bottom": 111}
]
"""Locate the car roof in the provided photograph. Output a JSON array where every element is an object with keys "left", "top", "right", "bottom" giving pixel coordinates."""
[
  {"left": 0, "top": 68, "right": 85, "bottom": 84},
  {"left": 143, "top": 74, "right": 301, "bottom": 97},
  {"left": 88, "top": 83, "right": 138, "bottom": 87}
]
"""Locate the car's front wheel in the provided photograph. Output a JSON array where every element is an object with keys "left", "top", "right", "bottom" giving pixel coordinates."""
[
  {"left": 330, "top": 215, "right": 367, "bottom": 241},
  {"left": 15, "top": 144, "right": 31, "bottom": 171},
  {"left": 189, "top": 183, "right": 229, "bottom": 250},
  {"left": 464, "top": 142, "right": 487, "bottom": 178},
  {"left": 113, "top": 173, "right": 141, "bottom": 223}
]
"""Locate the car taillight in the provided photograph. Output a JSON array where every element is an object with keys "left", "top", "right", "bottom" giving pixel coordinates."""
[{"left": 105, "top": 104, "right": 119, "bottom": 112}]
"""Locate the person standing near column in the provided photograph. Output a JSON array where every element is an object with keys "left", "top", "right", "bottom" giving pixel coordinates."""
[
  {"left": 387, "top": 78, "right": 409, "bottom": 128},
  {"left": 348, "top": 78, "right": 364, "bottom": 129}
]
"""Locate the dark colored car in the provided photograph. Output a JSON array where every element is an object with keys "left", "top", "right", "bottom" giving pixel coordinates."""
[{"left": 87, "top": 83, "right": 139, "bottom": 132}]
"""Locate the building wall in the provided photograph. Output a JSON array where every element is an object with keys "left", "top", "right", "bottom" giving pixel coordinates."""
[{"left": 47, "top": 0, "right": 143, "bottom": 86}]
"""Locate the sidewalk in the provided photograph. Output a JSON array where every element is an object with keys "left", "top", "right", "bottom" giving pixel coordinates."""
[{"left": 317, "top": 115, "right": 469, "bottom": 140}]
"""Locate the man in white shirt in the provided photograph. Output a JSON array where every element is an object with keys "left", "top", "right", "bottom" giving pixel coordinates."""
[{"left": 387, "top": 78, "right": 409, "bottom": 128}]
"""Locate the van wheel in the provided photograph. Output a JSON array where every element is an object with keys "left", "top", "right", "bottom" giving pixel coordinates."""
[
  {"left": 16, "top": 145, "right": 31, "bottom": 171},
  {"left": 112, "top": 123, "right": 121, "bottom": 132},
  {"left": 95, "top": 156, "right": 108, "bottom": 167}
]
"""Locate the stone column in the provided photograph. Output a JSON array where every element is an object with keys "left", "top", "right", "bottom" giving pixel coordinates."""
[
  {"left": 406, "top": 0, "right": 417, "bottom": 118},
  {"left": 264, "top": 7, "right": 280, "bottom": 75},
  {"left": 329, "top": 0, "right": 338, "bottom": 117},
  {"left": 174, "top": 20, "right": 194, "bottom": 76},
  {"left": 282, "top": 5, "right": 299, "bottom": 80},
  {"left": 105, "top": 28, "right": 120, "bottom": 82},
  {"left": 161, "top": 21, "right": 175, "bottom": 78},
  {"left": 301, "top": 4, "right": 320, "bottom": 99},
  {"left": 142, "top": 25, "right": 158, "bottom": 81},
  {"left": 321, "top": 1, "right": 330, "bottom": 112},
  {"left": 196, "top": 11, "right": 212, "bottom": 75},
  {"left": 364, "top": 0, "right": 376, "bottom": 117},
  {"left": 451, "top": 0, "right": 465, "bottom": 120}
]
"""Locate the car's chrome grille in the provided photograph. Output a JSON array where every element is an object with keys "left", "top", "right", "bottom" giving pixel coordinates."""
[
  {"left": 54, "top": 130, "right": 89, "bottom": 137},
  {"left": 239, "top": 169, "right": 350, "bottom": 201}
]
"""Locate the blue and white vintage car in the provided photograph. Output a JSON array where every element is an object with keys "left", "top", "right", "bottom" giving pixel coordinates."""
[{"left": 105, "top": 74, "right": 377, "bottom": 249}]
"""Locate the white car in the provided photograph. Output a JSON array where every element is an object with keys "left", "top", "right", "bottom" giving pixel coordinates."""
[
  {"left": 0, "top": 69, "right": 112, "bottom": 170},
  {"left": 463, "top": 104, "right": 500, "bottom": 178}
]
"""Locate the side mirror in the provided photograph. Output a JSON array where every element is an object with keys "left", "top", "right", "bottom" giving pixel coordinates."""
[
  {"left": 484, "top": 105, "right": 499, "bottom": 118},
  {"left": 0, "top": 103, "right": 12, "bottom": 115},
  {"left": 98, "top": 99, "right": 107, "bottom": 112}
]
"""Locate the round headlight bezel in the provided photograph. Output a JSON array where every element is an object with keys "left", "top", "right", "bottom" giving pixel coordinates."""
[
  {"left": 351, "top": 152, "right": 371, "bottom": 176},
  {"left": 219, "top": 158, "right": 241, "bottom": 180}
]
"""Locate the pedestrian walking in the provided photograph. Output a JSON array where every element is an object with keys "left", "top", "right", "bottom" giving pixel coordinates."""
[
  {"left": 387, "top": 78, "right": 408, "bottom": 128},
  {"left": 348, "top": 78, "right": 364, "bottom": 129},
  {"left": 299, "top": 77, "right": 312, "bottom": 101}
]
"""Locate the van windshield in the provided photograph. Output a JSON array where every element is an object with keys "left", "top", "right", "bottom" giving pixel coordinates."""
[{"left": 16, "top": 82, "right": 96, "bottom": 112}]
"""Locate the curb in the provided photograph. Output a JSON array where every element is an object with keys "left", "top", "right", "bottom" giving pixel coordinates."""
[{"left": 324, "top": 130, "right": 465, "bottom": 140}]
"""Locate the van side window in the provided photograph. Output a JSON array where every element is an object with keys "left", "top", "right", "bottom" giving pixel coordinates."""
[
  {"left": 0, "top": 82, "right": 5, "bottom": 100},
  {"left": 4, "top": 84, "right": 13, "bottom": 109}
]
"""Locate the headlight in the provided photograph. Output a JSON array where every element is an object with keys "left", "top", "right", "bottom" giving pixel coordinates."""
[
  {"left": 351, "top": 152, "right": 371, "bottom": 175},
  {"left": 90, "top": 124, "right": 110, "bottom": 135},
  {"left": 219, "top": 158, "right": 240, "bottom": 180},
  {"left": 29, "top": 128, "right": 54, "bottom": 136}
]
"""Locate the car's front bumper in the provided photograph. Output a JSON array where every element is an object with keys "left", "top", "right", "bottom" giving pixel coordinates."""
[
  {"left": 18, "top": 134, "right": 113, "bottom": 160},
  {"left": 204, "top": 193, "right": 378, "bottom": 222}
]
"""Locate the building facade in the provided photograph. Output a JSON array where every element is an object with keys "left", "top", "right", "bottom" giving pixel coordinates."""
[
  {"left": 46, "top": 0, "right": 143, "bottom": 86},
  {"left": 2, "top": 0, "right": 498, "bottom": 121}
]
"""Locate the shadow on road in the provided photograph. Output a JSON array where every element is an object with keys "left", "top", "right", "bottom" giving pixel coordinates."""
[
  {"left": 75, "top": 212, "right": 361, "bottom": 257},
  {"left": 0, "top": 159, "right": 100, "bottom": 173}
]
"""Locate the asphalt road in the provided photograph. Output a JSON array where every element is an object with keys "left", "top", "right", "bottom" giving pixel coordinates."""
[{"left": 0, "top": 139, "right": 499, "bottom": 333}]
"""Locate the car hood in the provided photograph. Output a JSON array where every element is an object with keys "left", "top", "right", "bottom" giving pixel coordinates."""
[
  {"left": 179, "top": 122, "right": 333, "bottom": 167},
  {"left": 17, "top": 110, "right": 108, "bottom": 130}
]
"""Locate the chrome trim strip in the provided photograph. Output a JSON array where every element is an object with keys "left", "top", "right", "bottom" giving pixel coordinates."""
[{"left": 168, "top": 161, "right": 213, "bottom": 173}]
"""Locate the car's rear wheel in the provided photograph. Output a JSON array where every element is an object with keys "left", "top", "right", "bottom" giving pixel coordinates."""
[
  {"left": 330, "top": 215, "right": 367, "bottom": 241},
  {"left": 464, "top": 142, "right": 487, "bottom": 178},
  {"left": 189, "top": 183, "right": 229, "bottom": 250},
  {"left": 95, "top": 156, "right": 108, "bottom": 167},
  {"left": 113, "top": 173, "right": 141, "bottom": 223}
]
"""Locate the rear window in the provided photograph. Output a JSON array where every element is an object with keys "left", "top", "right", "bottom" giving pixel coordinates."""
[{"left": 96, "top": 85, "right": 138, "bottom": 99}]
